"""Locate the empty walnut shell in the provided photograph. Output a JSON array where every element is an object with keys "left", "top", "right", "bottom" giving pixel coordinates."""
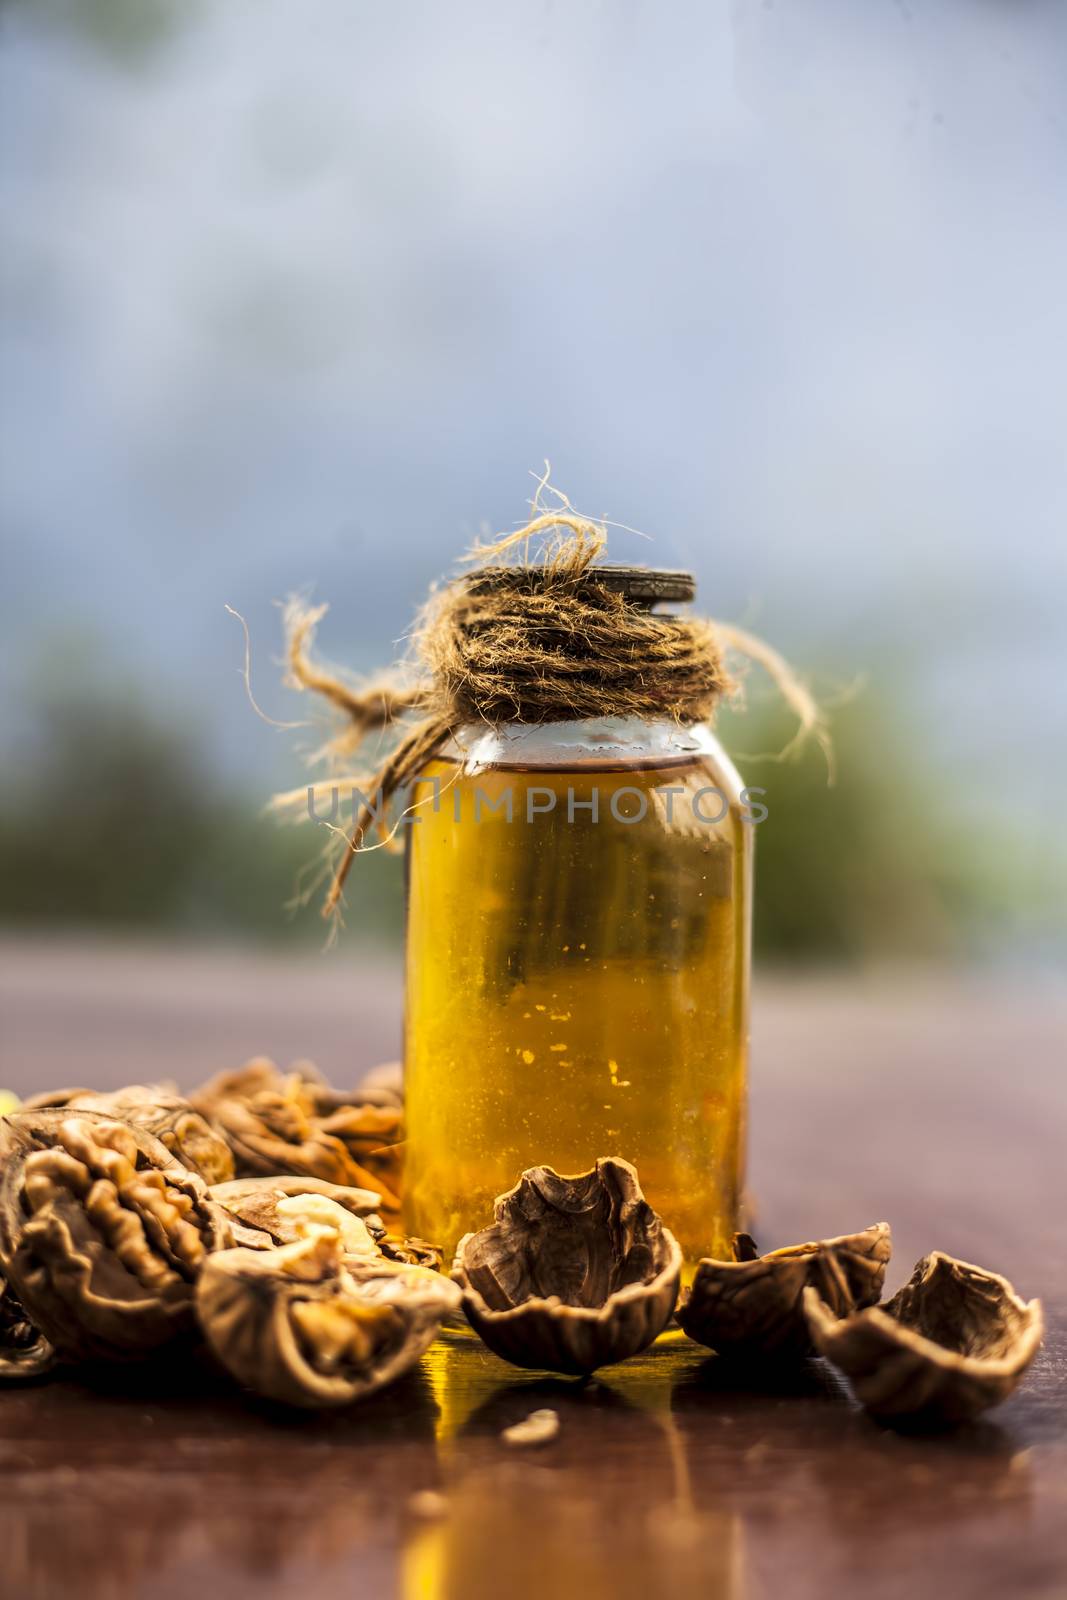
[
  {"left": 0, "top": 1270, "right": 55, "bottom": 1381},
  {"left": 197, "top": 1222, "right": 460, "bottom": 1408},
  {"left": 452, "top": 1158, "right": 682, "bottom": 1375},
  {"left": 23, "top": 1084, "right": 235, "bottom": 1185},
  {"left": 190, "top": 1058, "right": 404, "bottom": 1224},
  {"left": 677, "top": 1223, "right": 892, "bottom": 1361},
  {"left": 804, "top": 1251, "right": 1044, "bottom": 1425},
  {"left": 0, "top": 1110, "right": 232, "bottom": 1361}
]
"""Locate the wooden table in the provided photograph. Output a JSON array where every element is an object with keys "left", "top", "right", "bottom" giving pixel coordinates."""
[{"left": 1, "top": 945, "right": 1065, "bottom": 1599}]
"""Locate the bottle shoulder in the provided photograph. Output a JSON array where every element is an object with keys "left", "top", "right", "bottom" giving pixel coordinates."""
[{"left": 440, "top": 718, "right": 746, "bottom": 799}]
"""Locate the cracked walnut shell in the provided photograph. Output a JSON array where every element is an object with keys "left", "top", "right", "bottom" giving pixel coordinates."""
[
  {"left": 804, "top": 1251, "right": 1044, "bottom": 1424},
  {"left": 452, "top": 1158, "right": 682, "bottom": 1374},
  {"left": 677, "top": 1224, "right": 892, "bottom": 1361},
  {"left": 0, "top": 1109, "right": 232, "bottom": 1361},
  {"left": 190, "top": 1059, "right": 404, "bottom": 1223},
  {"left": 197, "top": 1221, "right": 459, "bottom": 1408}
]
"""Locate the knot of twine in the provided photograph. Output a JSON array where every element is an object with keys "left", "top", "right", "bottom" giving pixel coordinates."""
[{"left": 275, "top": 510, "right": 826, "bottom": 920}]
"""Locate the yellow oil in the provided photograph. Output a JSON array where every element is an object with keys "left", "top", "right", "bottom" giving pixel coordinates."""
[{"left": 402, "top": 751, "right": 750, "bottom": 1270}]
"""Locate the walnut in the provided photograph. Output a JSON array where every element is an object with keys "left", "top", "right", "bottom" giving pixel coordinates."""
[
  {"left": 209, "top": 1175, "right": 382, "bottom": 1249},
  {"left": 452, "top": 1158, "right": 682, "bottom": 1375},
  {"left": 0, "top": 1109, "right": 232, "bottom": 1361},
  {"left": 23, "top": 1084, "right": 234, "bottom": 1185},
  {"left": 805, "top": 1251, "right": 1044, "bottom": 1425},
  {"left": 0, "top": 1270, "right": 55, "bottom": 1381},
  {"left": 677, "top": 1223, "right": 891, "bottom": 1361},
  {"left": 197, "top": 1218, "right": 460, "bottom": 1408},
  {"left": 209, "top": 1174, "right": 443, "bottom": 1273},
  {"left": 190, "top": 1058, "right": 404, "bottom": 1225}
]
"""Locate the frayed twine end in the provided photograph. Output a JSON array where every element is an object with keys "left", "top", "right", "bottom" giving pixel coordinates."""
[{"left": 262, "top": 484, "right": 830, "bottom": 922}]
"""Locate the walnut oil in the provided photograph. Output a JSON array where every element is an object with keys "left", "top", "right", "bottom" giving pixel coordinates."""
[{"left": 403, "top": 716, "right": 752, "bottom": 1271}]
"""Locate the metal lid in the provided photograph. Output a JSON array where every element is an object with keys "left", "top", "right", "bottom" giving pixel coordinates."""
[{"left": 467, "top": 562, "right": 695, "bottom": 607}]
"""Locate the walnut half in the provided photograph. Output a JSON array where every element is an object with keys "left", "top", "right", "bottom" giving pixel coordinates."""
[
  {"left": 197, "top": 1222, "right": 459, "bottom": 1408},
  {"left": 677, "top": 1223, "right": 891, "bottom": 1361},
  {"left": 804, "top": 1251, "right": 1044, "bottom": 1424},
  {"left": 452, "top": 1158, "right": 682, "bottom": 1375},
  {"left": 0, "top": 1110, "right": 232, "bottom": 1361}
]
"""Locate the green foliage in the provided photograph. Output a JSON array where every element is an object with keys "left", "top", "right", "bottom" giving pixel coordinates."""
[
  {"left": 0, "top": 667, "right": 404, "bottom": 944},
  {"left": 719, "top": 693, "right": 1008, "bottom": 964},
  {"left": 0, "top": 661, "right": 1021, "bottom": 963},
  {"left": 2, "top": 0, "right": 196, "bottom": 66}
]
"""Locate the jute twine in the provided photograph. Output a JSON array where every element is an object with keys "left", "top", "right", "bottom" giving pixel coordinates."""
[{"left": 273, "top": 505, "right": 827, "bottom": 921}]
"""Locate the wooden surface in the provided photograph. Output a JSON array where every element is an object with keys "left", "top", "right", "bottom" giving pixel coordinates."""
[{"left": 1, "top": 939, "right": 1065, "bottom": 1600}]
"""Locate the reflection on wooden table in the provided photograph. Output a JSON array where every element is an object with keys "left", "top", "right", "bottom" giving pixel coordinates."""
[
  {"left": 0, "top": 1322, "right": 1054, "bottom": 1600},
  {"left": 0, "top": 950, "right": 1064, "bottom": 1599}
]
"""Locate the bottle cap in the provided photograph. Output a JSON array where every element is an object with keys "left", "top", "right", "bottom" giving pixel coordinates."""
[{"left": 468, "top": 562, "right": 695, "bottom": 608}]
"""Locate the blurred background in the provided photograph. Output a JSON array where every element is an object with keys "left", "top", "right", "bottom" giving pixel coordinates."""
[{"left": 1, "top": 1, "right": 1065, "bottom": 1124}]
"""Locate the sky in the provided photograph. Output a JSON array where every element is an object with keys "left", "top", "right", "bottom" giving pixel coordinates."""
[{"left": 1, "top": 0, "right": 1065, "bottom": 827}]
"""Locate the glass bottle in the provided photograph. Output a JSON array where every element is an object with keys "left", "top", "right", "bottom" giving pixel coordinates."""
[{"left": 402, "top": 567, "right": 752, "bottom": 1271}]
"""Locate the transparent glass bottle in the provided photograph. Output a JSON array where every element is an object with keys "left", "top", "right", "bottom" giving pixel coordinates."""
[{"left": 402, "top": 569, "right": 752, "bottom": 1272}]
